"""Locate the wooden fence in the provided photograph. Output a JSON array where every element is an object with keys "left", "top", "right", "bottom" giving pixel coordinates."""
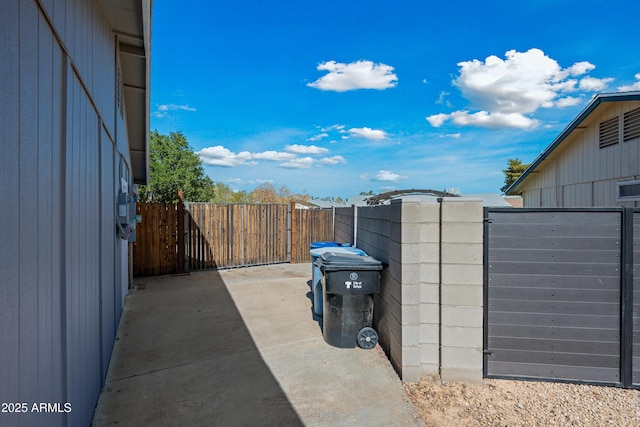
[
  {"left": 132, "top": 202, "right": 335, "bottom": 276},
  {"left": 186, "top": 203, "right": 290, "bottom": 270},
  {"left": 291, "top": 207, "right": 333, "bottom": 263},
  {"left": 132, "top": 203, "right": 178, "bottom": 277}
]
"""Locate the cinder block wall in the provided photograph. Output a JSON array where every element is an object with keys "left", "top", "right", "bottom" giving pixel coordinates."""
[
  {"left": 351, "top": 199, "right": 484, "bottom": 383},
  {"left": 439, "top": 198, "right": 484, "bottom": 382},
  {"left": 354, "top": 205, "right": 402, "bottom": 373}
]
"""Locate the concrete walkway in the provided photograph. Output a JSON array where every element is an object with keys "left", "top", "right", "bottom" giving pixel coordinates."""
[{"left": 92, "top": 263, "right": 425, "bottom": 426}]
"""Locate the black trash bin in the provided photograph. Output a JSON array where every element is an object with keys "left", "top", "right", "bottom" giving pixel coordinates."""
[{"left": 317, "top": 252, "right": 383, "bottom": 349}]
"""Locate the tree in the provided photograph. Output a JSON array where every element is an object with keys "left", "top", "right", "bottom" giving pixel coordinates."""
[
  {"left": 501, "top": 158, "right": 530, "bottom": 194},
  {"left": 249, "top": 183, "right": 311, "bottom": 204},
  {"left": 139, "top": 130, "right": 215, "bottom": 203}
]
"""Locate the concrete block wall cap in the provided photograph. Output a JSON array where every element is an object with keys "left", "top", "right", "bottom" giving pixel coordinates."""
[{"left": 441, "top": 197, "right": 483, "bottom": 202}]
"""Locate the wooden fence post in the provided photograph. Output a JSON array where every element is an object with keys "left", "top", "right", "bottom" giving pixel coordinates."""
[
  {"left": 177, "top": 190, "right": 185, "bottom": 274},
  {"left": 289, "top": 202, "right": 298, "bottom": 262}
]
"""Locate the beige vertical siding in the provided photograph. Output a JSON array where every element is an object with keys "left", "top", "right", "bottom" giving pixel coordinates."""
[{"left": 520, "top": 100, "right": 640, "bottom": 207}]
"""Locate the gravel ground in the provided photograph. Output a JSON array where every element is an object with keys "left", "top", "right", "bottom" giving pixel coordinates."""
[{"left": 404, "top": 376, "right": 640, "bottom": 426}]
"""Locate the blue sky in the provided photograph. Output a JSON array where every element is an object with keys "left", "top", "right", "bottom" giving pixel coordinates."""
[{"left": 150, "top": 0, "right": 640, "bottom": 199}]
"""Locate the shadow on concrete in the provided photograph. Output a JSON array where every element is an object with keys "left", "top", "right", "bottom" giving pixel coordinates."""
[{"left": 92, "top": 269, "right": 303, "bottom": 426}]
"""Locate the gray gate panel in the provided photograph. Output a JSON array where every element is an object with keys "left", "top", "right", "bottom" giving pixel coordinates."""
[
  {"left": 490, "top": 286, "right": 619, "bottom": 302},
  {"left": 490, "top": 223, "right": 621, "bottom": 238},
  {"left": 489, "top": 312, "right": 619, "bottom": 329},
  {"left": 490, "top": 248, "right": 620, "bottom": 263},
  {"left": 489, "top": 210, "right": 620, "bottom": 225},
  {"left": 490, "top": 299, "right": 619, "bottom": 316},
  {"left": 489, "top": 324, "right": 619, "bottom": 342},
  {"left": 489, "top": 274, "right": 620, "bottom": 289},
  {"left": 633, "top": 211, "right": 640, "bottom": 386},
  {"left": 489, "top": 362, "right": 619, "bottom": 383},
  {"left": 486, "top": 209, "right": 622, "bottom": 384},
  {"left": 489, "top": 235, "right": 621, "bottom": 250},
  {"left": 488, "top": 350, "right": 619, "bottom": 369},
  {"left": 489, "top": 261, "right": 619, "bottom": 276},
  {"left": 489, "top": 337, "right": 619, "bottom": 355}
]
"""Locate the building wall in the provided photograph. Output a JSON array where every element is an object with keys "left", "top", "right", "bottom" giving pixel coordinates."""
[
  {"left": 0, "top": 1, "right": 137, "bottom": 425},
  {"left": 520, "top": 100, "right": 640, "bottom": 207},
  {"left": 343, "top": 199, "right": 484, "bottom": 382}
]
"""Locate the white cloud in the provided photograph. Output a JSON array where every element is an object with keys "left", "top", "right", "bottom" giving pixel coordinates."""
[
  {"left": 153, "top": 103, "right": 196, "bottom": 118},
  {"left": 449, "top": 111, "right": 538, "bottom": 129},
  {"left": 618, "top": 73, "right": 640, "bottom": 91},
  {"left": 565, "top": 61, "right": 596, "bottom": 76},
  {"left": 321, "top": 124, "right": 347, "bottom": 133},
  {"left": 279, "top": 157, "right": 315, "bottom": 169},
  {"left": 307, "top": 133, "right": 329, "bottom": 142},
  {"left": 348, "top": 127, "right": 387, "bottom": 140},
  {"left": 197, "top": 146, "right": 252, "bottom": 167},
  {"left": 555, "top": 96, "right": 582, "bottom": 107},
  {"left": 307, "top": 60, "right": 398, "bottom": 92},
  {"left": 428, "top": 48, "right": 614, "bottom": 130},
  {"left": 454, "top": 48, "right": 586, "bottom": 114},
  {"left": 578, "top": 76, "right": 614, "bottom": 91},
  {"left": 436, "top": 91, "right": 452, "bottom": 107},
  {"left": 318, "top": 156, "right": 346, "bottom": 165},
  {"left": 426, "top": 113, "right": 449, "bottom": 127},
  {"left": 439, "top": 133, "right": 461, "bottom": 138},
  {"left": 375, "top": 170, "right": 407, "bottom": 182},
  {"left": 198, "top": 146, "right": 295, "bottom": 167},
  {"left": 285, "top": 144, "right": 329, "bottom": 155},
  {"left": 251, "top": 151, "right": 297, "bottom": 161}
]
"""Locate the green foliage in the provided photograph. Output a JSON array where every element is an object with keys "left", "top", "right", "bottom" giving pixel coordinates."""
[
  {"left": 501, "top": 158, "right": 530, "bottom": 194},
  {"left": 138, "top": 130, "right": 215, "bottom": 203},
  {"left": 249, "top": 183, "right": 310, "bottom": 204},
  {"left": 138, "top": 131, "right": 315, "bottom": 204}
]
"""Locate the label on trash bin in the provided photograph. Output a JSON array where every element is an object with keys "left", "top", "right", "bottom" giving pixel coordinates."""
[{"left": 345, "top": 272, "right": 363, "bottom": 289}]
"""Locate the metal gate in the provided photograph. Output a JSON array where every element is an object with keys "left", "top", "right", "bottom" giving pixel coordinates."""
[{"left": 484, "top": 208, "right": 638, "bottom": 388}]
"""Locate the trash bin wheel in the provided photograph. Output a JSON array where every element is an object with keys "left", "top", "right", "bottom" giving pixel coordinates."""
[{"left": 357, "top": 327, "right": 378, "bottom": 349}]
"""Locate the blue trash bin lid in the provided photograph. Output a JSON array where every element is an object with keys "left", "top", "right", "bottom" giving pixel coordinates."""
[{"left": 309, "top": 241, "right": 351, "bottom": 249}]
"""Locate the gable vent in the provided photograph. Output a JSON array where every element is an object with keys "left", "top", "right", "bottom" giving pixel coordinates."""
[
  {"left": 623, "top": 107, "right": 640, "bottom": 142},
  {"left": 116, "top": 58, "right": 124, "bottom": 120},
  {"left": 599, "top": 116, "right": 619, "bottom": 148}
]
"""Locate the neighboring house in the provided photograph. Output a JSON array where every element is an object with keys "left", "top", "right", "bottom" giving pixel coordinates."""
[
  {"left": 0, "top": 1, "right": 151, "bottom": 426},
  {"left": 309, "top": 198, "right": 349, "bottom": 208},
  {"left": 358, "top": 189, "right": 513, "bottom": 207},
  {"left": 506, "top": 92, "right": 640, "bottom": 207}
]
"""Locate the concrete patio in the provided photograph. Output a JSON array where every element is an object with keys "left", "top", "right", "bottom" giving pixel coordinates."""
[{"left": 92, "top": 263, "right": 424, "bottom": 426}]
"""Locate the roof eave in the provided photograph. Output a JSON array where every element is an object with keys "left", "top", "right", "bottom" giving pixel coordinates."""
[{"left": 99, "top": 0, "right": 152, "bottom": 185}]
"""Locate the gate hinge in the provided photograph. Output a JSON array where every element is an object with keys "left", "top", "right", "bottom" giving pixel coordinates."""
[
  {"left": 483, "top": 218, "right": 493, "bottom": 223},
  {"left": 483, "top": 349, "right": 493, "bottom": 355}
]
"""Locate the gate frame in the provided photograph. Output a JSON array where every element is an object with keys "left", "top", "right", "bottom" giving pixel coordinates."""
[{"left": 483, "top": 207, "right": 637, "bottom": 389}]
